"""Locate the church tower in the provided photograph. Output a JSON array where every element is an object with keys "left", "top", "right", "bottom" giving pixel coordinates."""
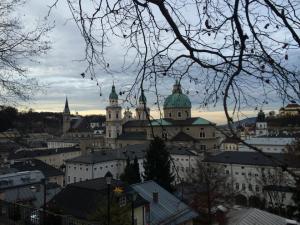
[
  {"left": 256, "top": 110, "right": 268, "bottom": 136},
  {"left": 62, "top": 97, "right": 71, "bottom": 134},
  {"left": 106, "top": 84, "right": 122, "bottom": 148},
  {"left": 135, "top": 90, "right": 150, "bottom": 120}
]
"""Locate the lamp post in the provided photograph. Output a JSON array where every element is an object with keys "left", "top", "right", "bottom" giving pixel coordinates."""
[
  {"left": 42, "top": 178, "right": 47, "bottom": 225},
  {"left": 131, "top": 191, "right": 137, "bottom": 225},
  {"left": 105, "top": 172, "right": 112, "bottom": 225}
]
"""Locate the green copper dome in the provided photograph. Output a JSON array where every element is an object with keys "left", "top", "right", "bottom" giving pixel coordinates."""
[
  {"left": 164, "top": 81, "right": 191, "bottom": 109},
  {"left": 109, "top": 85, "right": 118, "bottom": 100}
]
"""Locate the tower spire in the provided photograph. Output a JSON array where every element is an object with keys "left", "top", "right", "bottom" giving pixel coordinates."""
[{"left": 64, "top": 97, "right": 70, "bottom": 114}]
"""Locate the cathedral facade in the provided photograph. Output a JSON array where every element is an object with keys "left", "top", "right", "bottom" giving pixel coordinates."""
[{"left": 105, "top": 81, "right": 220, "bottom": 152}]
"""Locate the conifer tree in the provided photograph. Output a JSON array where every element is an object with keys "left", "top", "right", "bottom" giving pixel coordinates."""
[
  {"left": 143, "top": 137, "right": 174, "bottom": 192},
  {"left": 120, "top": 156, "right": 141, "bottom": 184},
  {"left": 120, "top": 157, "right": 132, "bottom": 184},
  {"left": 133, "top": 156, "right": 141, "bottom": 184}
]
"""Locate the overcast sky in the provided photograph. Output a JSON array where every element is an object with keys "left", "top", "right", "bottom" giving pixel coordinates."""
[{"left": 17, "top": 0, "right": 298, "bottom": 124}]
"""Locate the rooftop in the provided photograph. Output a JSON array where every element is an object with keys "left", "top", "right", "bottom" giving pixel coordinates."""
[
  {"left": 8, "top": 146, "right": 81, "bottom": 160},
  {"left": 171, "top": 132, "right": 196, "bottom": 142},
  {"left": 11, "top": 159, "right": 64, "bottom": 178},
  {"left": 66, "top": 144, "right": 197, "bottom": 164},
  {"left": 225, "top": 208, "right": 299, "bottom": 225},
  {"left": 131, "top": 180, "right": 198, "bottom": 225},
  {"left": 203, "top": 151, "right": 300, "bottom": 168},
  {"left": 48, "top": 177, "right": 148, "bottom": 220}
]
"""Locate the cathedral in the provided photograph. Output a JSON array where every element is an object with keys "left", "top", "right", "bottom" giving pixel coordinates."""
[
  {"left": 62, "top": 81, "right": 219, "bottom": 152},
  {"left": 105, "top": 81, "right": 219, "bottom": 152}
]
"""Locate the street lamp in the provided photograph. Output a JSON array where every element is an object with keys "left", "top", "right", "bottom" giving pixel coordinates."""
[
  {"left": 131, "top": 191, "right": 137, "bottom": 225},
  {"left": 105, "top": 172, "right": 113, "bottom": 225}
]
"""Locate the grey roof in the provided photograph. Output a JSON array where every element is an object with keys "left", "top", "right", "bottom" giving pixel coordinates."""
[
  {"left": 11, "top": 159, "right": 64, "bottom": 177},
  {"left": 66, "top": 144, "right": 197, "bottom": 164},
  {"left": 131, "top": 181, "right": 199, "bottom": 225},
  {"left": 226, "top": 208, "right": 299, "bottom": 225},
  {"left": 8, "top": 146, "right": 81, "bottom": 160},
  {"left": 203, "top": 151, "right": 300, "bottom": 168},
  {"left": 263, "top": 185, "right": 297, "bottom": 193},
  {"left": 117, "top": 132, "right": 147, "bottom": 140},
  {"left": 3, "top": 182, "right": 61, "bottom": 208},
  {"left": 170, "top": 132, "right": 195, "bottom": 142}
]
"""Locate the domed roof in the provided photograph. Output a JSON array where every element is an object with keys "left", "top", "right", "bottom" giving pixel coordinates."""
[
  {"left": 109, "top": 85, "right": 118, "bottom": 100},
  {"left": 164, "top": 81, "right": 191, "bottom": 109},
  {"left": 257, "top": 110, "right": 265, "bottom": 122}
]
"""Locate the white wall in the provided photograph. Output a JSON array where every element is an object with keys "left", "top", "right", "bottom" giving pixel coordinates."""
[{"left": 65, "top": 154, "right": 199, "bottom": 185}]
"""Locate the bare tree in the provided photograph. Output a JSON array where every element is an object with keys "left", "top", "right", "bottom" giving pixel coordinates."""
[
  {"left": 188, "top": 160, "right": 232, "bottom": 224},
  {"left": 0, "top": 0, "right": 51, "bottom": 104},
  {"left": 49, "top": 0, "right": 300, "bottom": 179},
  {"left": 243, "top": 166, "right": 295, "bottom": 215}
]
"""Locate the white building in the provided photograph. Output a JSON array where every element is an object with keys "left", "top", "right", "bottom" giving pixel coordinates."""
[
  {"left": 65, "top": 144, "right": 199, "bottom": 185},
  {"left": 239, "top": 137, "right": 295, "bottom": 153},
  {"left": 203, "top": 151, "right": 299, "bottom": 209}
]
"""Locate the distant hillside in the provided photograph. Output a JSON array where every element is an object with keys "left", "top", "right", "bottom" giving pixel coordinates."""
[
  {"left": 218, "top": 117, "right": 256, "bottom": 129},
  {"left": 0, "top": 106, "right": 105, "bottom": 135}
]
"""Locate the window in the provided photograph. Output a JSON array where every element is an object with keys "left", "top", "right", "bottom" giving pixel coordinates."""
[
  {"left": 200, "top": 145, "right": 206, "bottom": 150},
  {"left": 86, "top": 168, "right": 88, "bottom": 171},
  {"left": 116, "top": 112, "right": 119, "bottom": 119},
  {"left": 242, "top": 183, "right": 246, "bottom": 191},
  {"left": 169, "top": 113, "right": 172, "bottom": 117},
  {"left": 235, "top": 183, "right": 239, "bottom": 190},
  {"left": 248, "top": 184, "right": 252, "bottom": 191},
  {"left": 74, "top": 177, "right": 76, "bottom": 183},
  {"left": 119, "top": 196, "right": 127, "bottom": 207},
  {"left": 226, "top": 170, "right": 229, "bottom": 174},
  {"left": 109, "top": 113, "right": 111, "bottom": 119},
  {"left": 199, "top": 128, "right": 206, "bottom": 138},
  {"left": 235, "top": 172, "right": 239, "bottom": 175},
  {"left": 178, "top": 112, "right": 182, "bottom": 117},
  {"left": 74, "top": 167, "right": 76, "bottom": 170},
  {"left": 255, "top": 185, "right": 260, "bottom": 192},
  {"left": 186, "top": 128, "right": 190, "bottom": 131},
  {"left": 68, "top": 176, "right": 70, "bottom": 182}
]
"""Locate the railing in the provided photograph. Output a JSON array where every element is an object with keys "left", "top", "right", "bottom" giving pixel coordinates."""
[{"left": 0, "top": 200, "right": 100, "bottom": 225}]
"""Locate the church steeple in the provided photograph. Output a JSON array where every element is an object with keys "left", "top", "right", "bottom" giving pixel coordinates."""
[
  {"left": 62, "top": 97, "right": 71, "bottom": 135},
  {"left": 63, "top": 97, "right": 70, "bottom": 114},
  {"left": 136, "top": 90, "right": 150, "bottom": 120}
]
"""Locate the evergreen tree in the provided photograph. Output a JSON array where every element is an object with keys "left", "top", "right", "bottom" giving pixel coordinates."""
[
  {"left": 120, "top": 157, "right": 132, "bottom": 184},
  {"left": 120, "top": 156, "right": 141, "bottom": 184},
  {"left": 133, "top": 156, "right": 141, "bottom": 184},
  {"left": 143, "top": 137, "right": 174, "bottom": 192}
]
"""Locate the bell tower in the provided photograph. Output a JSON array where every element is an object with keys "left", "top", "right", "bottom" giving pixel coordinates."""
[
  {"left": 62, "top": 97, "right": 71, "bottom": 134},
  {"left": 106, "top": 84, "right": 122, "bottom": 148},
  {"left": 256, "top": 110, "right": 268, "bottom": 136},
  {"left": 135, "top": 90, "right": 150, "bottom": 120}
]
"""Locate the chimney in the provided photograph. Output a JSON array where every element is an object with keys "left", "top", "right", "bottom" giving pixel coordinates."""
[{"left": 153, "top": 192, "right": 158, "bottom": 203}]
